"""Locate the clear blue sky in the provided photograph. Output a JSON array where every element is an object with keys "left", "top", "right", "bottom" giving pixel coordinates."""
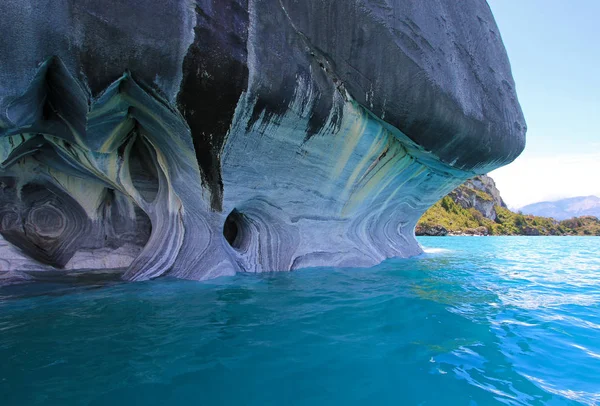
[{"left": 487, "top": 0, "right": 600, "bottom": 208}]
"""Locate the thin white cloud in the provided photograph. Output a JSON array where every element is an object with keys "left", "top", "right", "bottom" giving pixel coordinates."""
[{"left": 489, "top": 152, "right": 600, "bottom": 209}]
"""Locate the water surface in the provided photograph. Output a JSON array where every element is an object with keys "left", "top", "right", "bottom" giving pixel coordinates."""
[{"left": 1, "top": 237, "right": 599, "bottom": 405}]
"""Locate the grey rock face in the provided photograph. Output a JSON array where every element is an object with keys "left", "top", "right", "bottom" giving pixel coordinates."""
[
  {"left": 450, "top": 175, "right": 506, "bottom": 221},
  {"left": 469, "top": 175, "right": 507, "bottom": 209},
  {"left": 0, "top": 0, "right": 525, "bottom": 281},
  {"left": 415, "top": 224, "right": 448, "bottom": 237}
]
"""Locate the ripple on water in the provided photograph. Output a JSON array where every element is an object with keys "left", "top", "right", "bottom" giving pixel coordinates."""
[{"left": 0, "top": 236, "right": 598, "bottom": 405}]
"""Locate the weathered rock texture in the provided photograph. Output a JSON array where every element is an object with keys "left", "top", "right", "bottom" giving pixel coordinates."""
[
  {"left": 0, "top": 0, "right": 525, "bottom": 281},
  {"left": 450, "top": 175, "right": 507, "bottom": 221}
]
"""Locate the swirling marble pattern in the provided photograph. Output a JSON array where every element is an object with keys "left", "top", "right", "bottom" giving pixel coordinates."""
[{"left": 0, "top": 0, "right": 525, "bottom": 281}]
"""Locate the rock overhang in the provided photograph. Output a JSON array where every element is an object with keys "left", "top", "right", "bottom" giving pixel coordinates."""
[{"left": 0, "top": 0, "right": 525, "bottom": 281}]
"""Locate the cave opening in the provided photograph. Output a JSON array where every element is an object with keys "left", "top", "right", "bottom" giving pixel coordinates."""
[{"left": 223, "top": 209, "right": 243, "bottom": 249}]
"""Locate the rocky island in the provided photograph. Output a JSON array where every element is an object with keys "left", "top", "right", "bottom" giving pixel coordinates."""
[{"left": 0, "top": 0, "right": 525, "bottom": 281}]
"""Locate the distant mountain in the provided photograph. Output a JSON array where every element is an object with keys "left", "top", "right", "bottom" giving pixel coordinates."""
[{"left": 519, "top": 196, "right": 600, "bottom": 220}]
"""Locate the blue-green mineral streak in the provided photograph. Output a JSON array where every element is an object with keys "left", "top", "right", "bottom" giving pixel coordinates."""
[{"left": 0, "top": 0, "right": 526, "bottom": 281}]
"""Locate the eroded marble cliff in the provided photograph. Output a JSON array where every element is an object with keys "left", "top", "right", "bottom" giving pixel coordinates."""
[{"left": 0, "top": 0, "right": 526, "bottom": 281}]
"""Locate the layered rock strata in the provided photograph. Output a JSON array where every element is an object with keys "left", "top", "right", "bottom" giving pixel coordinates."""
[{"left": 0, "top": 0, "right": 526, "bottom": 280}]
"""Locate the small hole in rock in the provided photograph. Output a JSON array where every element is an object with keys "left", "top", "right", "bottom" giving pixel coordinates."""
[{"left": 223, "top": 209, "right": 241, "bottom": 249}]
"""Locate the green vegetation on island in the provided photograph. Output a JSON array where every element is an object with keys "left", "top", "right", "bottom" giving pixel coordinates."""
[{"left": 417, "top": 176, "right": 600, "bottom": 236}]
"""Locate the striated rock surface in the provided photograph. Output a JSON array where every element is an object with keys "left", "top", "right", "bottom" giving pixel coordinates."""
[{"left": 0, "top": 0, "right": 525, "bottom": 281}]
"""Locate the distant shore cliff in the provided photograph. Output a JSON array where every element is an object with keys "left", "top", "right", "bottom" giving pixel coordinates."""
[{"left": 417, "top": 176, "right": 600, "bottom": 236}]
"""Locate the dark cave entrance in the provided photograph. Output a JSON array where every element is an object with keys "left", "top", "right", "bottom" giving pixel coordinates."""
[{"left": 223, "top": 209, "right": 243, "bottom": 249}]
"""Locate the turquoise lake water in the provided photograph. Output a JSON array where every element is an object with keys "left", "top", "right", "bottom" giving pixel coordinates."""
[{"left": 1, "top": 237, "right": 599, "bottom": 405}]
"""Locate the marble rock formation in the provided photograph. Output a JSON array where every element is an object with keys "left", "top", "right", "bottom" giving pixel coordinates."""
[{"left": 0, "top": 0, "right": 526, "bottom": 281}]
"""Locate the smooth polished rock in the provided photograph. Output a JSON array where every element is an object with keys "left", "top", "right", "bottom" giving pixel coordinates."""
[{"left": 0, "top": 0, "right": 525, "bottom": 280}]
